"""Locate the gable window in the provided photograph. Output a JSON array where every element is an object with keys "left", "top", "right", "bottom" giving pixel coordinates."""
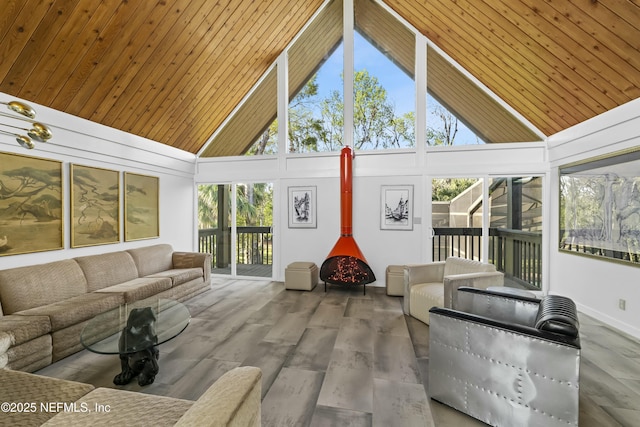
[
  {"left": 287, "top": 0, "right": 344, "bottom": 153},
  {"left": 200, "top": 0, "right": 541, "bottom": 157},
  {"left": 201, "top": 66, "right": 278, "bottom": 157},
  {"left": 353, "top": 0, "right": 415, "bottom": 150},
  {"left": 426, "top": 46, "right": 540, "bottom": 144}
]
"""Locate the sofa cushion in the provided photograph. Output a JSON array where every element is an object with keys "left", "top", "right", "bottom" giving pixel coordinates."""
[
  {"left": 95, "top": 277, "right": 173, "bottom": 302},
  {"left": 43, "top": 387, "right": 194, "bottom": 426},
  {"left": 443, "top": 257, "right": 496, "bottom": 277},
  {"left": 409, "top": 282, "right": 444, "bottom": 325},
  {"left": 127, "top": 244, "right": 174, "bottom": 277},
  {"left": 17, "top": 292, "right": 124, "bottom": 331},
  {"left": 147, "top": 268, "right": 203, "bottom": 287},
  {"left": 0, "top": 369, "right": 94, "bottom": 426},
  {"left": 175, "top": 366, "right": 262, "bottom": 427},
  {"left": 5, "top": 334, "right": 52, "bottom": 371},
  {"left": 0, "top": 314, "right": 51, "bottom": 345},
  {"left": 0, "top": 332, "right": 9, "bottom": 354},
  {"left": 75, "top": 251, "right": 139, "bottom": 292},
  {"left": 0, "top": 259, "right": 88, "bottom": 314}
]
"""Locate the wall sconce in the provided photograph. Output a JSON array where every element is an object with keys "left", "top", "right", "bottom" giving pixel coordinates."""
[{"left": 0, "top": 100, "right": 53, "bottom": 149}]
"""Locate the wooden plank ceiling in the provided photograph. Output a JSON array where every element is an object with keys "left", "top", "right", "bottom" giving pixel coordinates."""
[{"left": 0, "top": 0, "right": 638, "bottom": 156}]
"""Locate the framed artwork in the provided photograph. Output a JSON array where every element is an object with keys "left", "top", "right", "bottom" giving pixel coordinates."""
[
  {"left": 288, "top": 186, "right": 316, "bottom": 228},
  {"left": 124, "top": 172, "right": 159, "bottom": 241},
  {"left": 70, "top": 164, "right": 120, "bottom": 248},
  {"left": 0, "top": 151, "right": 63, "bottom": 256},
  {"left": 381, "top": 185, "right": 413, "bottom": 230},
  {"left": 559, "top": 147, "right": 640, "bottom": 266}
]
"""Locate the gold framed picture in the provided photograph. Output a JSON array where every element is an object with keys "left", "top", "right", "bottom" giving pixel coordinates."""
[
  {"left": 124, "top": 172, "right": 159, "bottom": 241},
  {"left": 70, "top": 164, "right": 120, "bottom": 248},
  {"left": 0, "top": 151, "right": 63, "bottom": 256}
]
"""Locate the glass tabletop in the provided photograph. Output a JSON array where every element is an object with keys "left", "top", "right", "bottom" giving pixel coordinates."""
[{"left": 80, "top": 298, "right": 190, "bottom": 355}]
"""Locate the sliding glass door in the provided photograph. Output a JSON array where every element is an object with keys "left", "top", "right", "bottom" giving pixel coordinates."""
[
  {"left": 488, "top": 176, "right": 543, "bottom": 289},
  {"left": 235, "top": 182, "right": 273, "bottom": 278},
  {"left": 197, "top": 182, "right": 273, "bottom": 278},
  {"left": 431, "top": 177, "right": 483, "bottom": 261},
  {"left": 429, "top": 176, "right": 544, "bottom": 289},
  {"left": 198, "top": 184, "right": 232, "bottom": 275}
]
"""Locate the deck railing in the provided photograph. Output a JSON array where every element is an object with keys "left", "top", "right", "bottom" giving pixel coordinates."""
[
  {"left": 198, "top": 226, "right": 542, "bottom": 289},
  {"left": 198, "top": 226, "right": 272, "bottom": 267},
  {"left": 433, "top": 227, "right": 542, "bottom": 289}
]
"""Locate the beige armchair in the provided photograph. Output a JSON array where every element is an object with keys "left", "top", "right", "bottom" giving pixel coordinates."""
[{"left": 403, "top": 256, "right": 504, "bottom": 325}]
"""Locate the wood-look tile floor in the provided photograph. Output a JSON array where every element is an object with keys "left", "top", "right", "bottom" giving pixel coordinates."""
[{"left": 37, "top": 279, "right": 640, "bottom": 426}]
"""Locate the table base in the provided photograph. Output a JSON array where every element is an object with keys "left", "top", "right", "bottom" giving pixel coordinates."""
[{"left": 113, "top": 347, "right": 159, "bottom": 386}]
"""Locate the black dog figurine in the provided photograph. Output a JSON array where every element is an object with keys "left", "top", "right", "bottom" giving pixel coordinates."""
[{"left": 113, "top": 307, "right": 159, "bottom": 386}]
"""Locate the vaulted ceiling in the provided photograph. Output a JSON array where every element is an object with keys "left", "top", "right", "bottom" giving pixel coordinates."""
[{"left": 1, "top": 0, "right": 638, "bottom": 155}]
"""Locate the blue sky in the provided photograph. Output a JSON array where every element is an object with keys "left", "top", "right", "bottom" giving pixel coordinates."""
[{"left": 311, "top": 32, "right": 481, "bottom": 145}]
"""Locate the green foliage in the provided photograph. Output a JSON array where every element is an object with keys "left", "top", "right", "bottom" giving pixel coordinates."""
[
  {"left": 315, "top": 70, "right": 414, "bottom": 150},
  {"left": 236, "top": 183, "right": 273, "bottom": 227},
  {"left": 432, "top": 178, "right": 477, "bottom": 201},
  {"left": 197, "top": 184, "right": 222, "bottom": 229},
  {"left": 289, "top": 75, "right": 325, "bottom": 153},
  {"left": 197, "top": 183, "right": 273, "bottom": 230}
]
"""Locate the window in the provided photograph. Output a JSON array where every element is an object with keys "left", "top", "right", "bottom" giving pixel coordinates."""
[
  {"left": 427, "top": 96, "right": 485, "bottom": 146},
  {"left": 488, "top": 177, "right": 543, "bottom": 288},
  {"left": 198, "top": 182, "right": 274, "bottom": 278},
  {"left": 426, "top": 45, "right": 540, "bottom": 144},
  {"left": 432, "top": 177, "right": 482, "bottom": 261},
  {"left": 353, "top": 0, "right": 415, "bottom": 150},
  {"left": 198, "top": 184, "right": 232, "bottom": 275},
  {"left": 235, "top": 183, "right": 273, "bottom": 277},
  {"left": 287, "top": 0, "right": 343, "bottom": 153},
  {"left": 201, "top": 66, "right": 278, "bottom": 157}
]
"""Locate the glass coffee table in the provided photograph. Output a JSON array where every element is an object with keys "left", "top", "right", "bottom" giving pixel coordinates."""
[{"left": 81, "top": 298, "right": 190, "bottom": 386}]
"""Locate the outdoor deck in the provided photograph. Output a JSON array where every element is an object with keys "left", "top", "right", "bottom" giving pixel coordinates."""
[{"left": 212, "top": 264, "right": 273, "bottom": 278}]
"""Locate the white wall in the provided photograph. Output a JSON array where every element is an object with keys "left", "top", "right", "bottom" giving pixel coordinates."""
[
  {"left": 197, "top": 150, "right": 426, "bottom": 284},
  {"left": 548, "top": 97, "right": 640, "bottom": 339},
  {"left": 0, "top": 94, "right": 196, "bottom": 270}
]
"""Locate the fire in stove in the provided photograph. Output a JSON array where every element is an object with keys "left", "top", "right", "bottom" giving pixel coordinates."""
[{"left": 320, "top": 146, "right": 376, "bottom": 294}]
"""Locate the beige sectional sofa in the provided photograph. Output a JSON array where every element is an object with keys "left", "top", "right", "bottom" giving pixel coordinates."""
[
  {"left": 0, "top": 244, "right": 211, "bottom": 372},
  {"left": 0, "top": 366, "right": 262, "bottom": 426}
]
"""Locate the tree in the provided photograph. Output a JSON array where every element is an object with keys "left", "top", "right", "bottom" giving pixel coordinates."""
[
  {"left": 288, "top": 75, "right": 324, "bottom": 153},
  {"left": 427, "top": 105, "right": 458, "bottom": 146},
  {"left": 197, "top": 184, "right": 220, "bottom": 229},
  {"left": 197, "top": 183, "right": 273, "bottom": 230},
  {"left": 432, "top": 178, "right": 477, "bottom": 202},
  {"left": 316, "top": 70, "right": 414, "bottom": 150},
  {"left": 245, "top": 70, "right": 415, "bottom": 154},
  {"left": 236, "top": 183, "right": 273, "bottom": 227},
  {"left": 245, "top": 122, "right": 276, "bottom": 156}
]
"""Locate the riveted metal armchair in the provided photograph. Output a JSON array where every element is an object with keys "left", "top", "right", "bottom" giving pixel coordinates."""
[{"left": 428, "top": 287, "right": 581, "bottom": 427}]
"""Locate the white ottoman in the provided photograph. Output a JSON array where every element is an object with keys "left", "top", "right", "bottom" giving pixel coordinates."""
[
  {"left": 385, "top": 265, "right": 404, "bottom": 296},
  {"left": 285, "top": 262, "right": 319, "bottom": 291}
]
